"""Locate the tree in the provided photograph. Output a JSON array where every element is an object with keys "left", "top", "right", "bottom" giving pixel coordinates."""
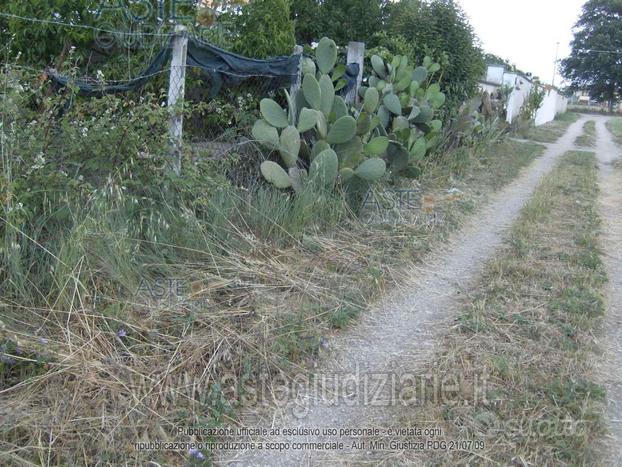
[
  {"left": 290, "top": 0, "right": 388, "bottom": 45},
  {"left": 223, "top": 0, "right": 295, "bottom": 58},
  {"left": 386, "top": 0, "right": 485, "bottom": 111},
  {"left": 561, "top": 0, "right": 622, "bottom": 112},
  {"left": 0, "top": 0, "right": 96, "bottom": 67},
  {"left": 290, "top": 0, "right": 322, "bottom": 45}
]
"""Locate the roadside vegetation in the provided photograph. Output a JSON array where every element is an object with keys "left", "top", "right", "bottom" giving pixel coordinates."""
[
  {"left": 0, "top": 0, "right": 574, "bottom": 464},
  {"left": 606, "top": 117, "right": 622, "bottom": 147},
  {"left": 0, "top": 74, "right": 544, "bottom": 460},
  {"left": 574, "top": 120, "right": 596, "bottom": 148},
  {"left": 386, "top": 151, "right": 606, "bottom": 465},
  {"left": 519, "top": 112, "right": 580, "bottom": 143}
]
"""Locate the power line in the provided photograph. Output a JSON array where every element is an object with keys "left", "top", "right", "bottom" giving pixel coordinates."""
[{"left": 0, "top": 11, "right": 174, "bottom": 37}]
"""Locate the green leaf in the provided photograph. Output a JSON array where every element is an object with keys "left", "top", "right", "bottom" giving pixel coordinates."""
[
  {"left": 335, "top": 137, "right": 363, "bottom": 168},
  {"left": 317, "top": 37, "right": 338, "bottom": 74},
  {"left": 303, "top": 74, "right": 322, "bottom": 110},
  {"left": 327, "top": 116, "right": 357, "bottom": 144},
  {"left": 409, "top": 137, "right": 427, "bottom": 162},
  {"left": 408, "top": 106, "right": 421, "bottom": 121},
  {"left": 252, "top": 119, "right": 279, "bottom": 148},
  {"left": 355, "top": 158, "right": 386, "bottom": 181},
  {"left": 371, "top": 55, "right": 387, "bottom": 78},
  {"left": 356, "top": 112, "right": 372, "bottom": 135},
  {"left": 279, "top": 125, "right": 301, "bottom": 168},
  {"left": 383, "top": 94, "right": 402, "bottom": 115},
  {"left": 412, "top": 105, "right": 434, "bottom": 123},
  {"left": 319, "top": 74, "right": 336, "bottom": 117},
  {"left": 311, "top": 140, "right": 331, "bottom": 160},
  {"left": 288, "top": 167, "right": 307, "bottom": 193},
  {"left": 302, "top": 57, "right": 316, "bottom": 76},
  {"left": 378, "top": 105, "right": 391, "bottom": 128},
  {"left": 260, "top": 99, "right": 288, "bottom": 128},
  {"left": 392, "top": 116, "right": 409, "bottom": 131},
  {"left": 261, "top": 161, "right": 292, "bottom": 189},
  {"left": 364, "top": 87, "right": 380, "bottom": 114},
  {"left": 310, "top": 148, "right": 339, "bottom": 189},
  {"left": 364, "top": 136, "right": 389, "bottom": 156},
  {"left": 316, "top": 112, "right": 328, "bottom": 139},
  {"left": 298, "top": 108, "right": 319, "bottom": 133},
  {"left": 412, "top": 66, "right": 428, "bottom": 84},
  {"left": 332, "top": 96, "right": 348, "bottom": 119}
]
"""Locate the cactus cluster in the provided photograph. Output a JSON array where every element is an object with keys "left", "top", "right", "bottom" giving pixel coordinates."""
[
  {"left": 253, "top": 37, "right": 387, "bottom": 191},
  {"left": 357, "top": 54, "right": 446, "bottom": 178},
  {"left": 252, "top": 37, "right": 446, "bottom": 192}
]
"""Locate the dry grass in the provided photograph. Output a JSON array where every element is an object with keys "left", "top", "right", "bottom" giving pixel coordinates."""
[
  {"left": 0, "top": 139, "right": 545, "bottom": 465},
  {"left": 574, "top": 120, "right": 596, "bottom": 148},
  {"left": 367, "top": 150, "right": 607, "bottom": 466}
]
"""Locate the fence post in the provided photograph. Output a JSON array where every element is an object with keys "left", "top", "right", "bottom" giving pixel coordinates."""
[
  {"left": 289, "top": 45, "right": 304, "bottom": 116},
  {"left": 167, "top": 24, "right": 188, "bottom": 176},
  {"left": 345, "top": 41, "right": 365, "bottom": 105}
]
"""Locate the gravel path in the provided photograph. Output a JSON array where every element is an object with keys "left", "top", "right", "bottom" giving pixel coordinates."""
[
  {"left": 216, "top": 117, "right": 590, "bottom": 466},
  {"left": 594, "top": 117, "right": 622, "bottom": 466}
]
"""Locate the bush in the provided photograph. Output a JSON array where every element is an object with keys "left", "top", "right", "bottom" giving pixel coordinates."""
[{"left": 222, "top": 0, "right": 296, "bottom": 58}]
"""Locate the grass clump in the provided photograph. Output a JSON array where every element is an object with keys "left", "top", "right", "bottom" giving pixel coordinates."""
[{"left": 574, "top": 120, "right": 597, "bottom": 148}]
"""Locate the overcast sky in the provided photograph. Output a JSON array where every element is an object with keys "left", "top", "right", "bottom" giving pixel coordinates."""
[{"left": 457, "top": 0, "right": 586, "bottom": 86}]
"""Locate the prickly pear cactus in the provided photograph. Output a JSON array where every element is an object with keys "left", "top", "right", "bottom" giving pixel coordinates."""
[
  {"left": 253, "top": 37, "right": 387, "bottom": 192},
  {"left": 357, "top": 53, "right": 447, "bottom": 178}
]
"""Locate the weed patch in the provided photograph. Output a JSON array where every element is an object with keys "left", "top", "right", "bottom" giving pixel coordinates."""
[{"left": 574, "top": 120, "right": 596, "bottom": 147}]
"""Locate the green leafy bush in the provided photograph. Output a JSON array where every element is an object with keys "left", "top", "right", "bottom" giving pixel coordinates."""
[{"left": 222, "top": 0, "right": 296, "bottom": 58}]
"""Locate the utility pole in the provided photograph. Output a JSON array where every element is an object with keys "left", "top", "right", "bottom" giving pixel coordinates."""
[{"left": 552, "top": 41, "right": 560, "bottom": 87}]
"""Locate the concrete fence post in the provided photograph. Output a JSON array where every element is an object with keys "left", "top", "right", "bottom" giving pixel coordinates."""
[
  {"left": 167, "top": 24, "right": 188, "bottom": 176},
  {"left": 345, "top": 41, "right": 365, "bottom": 105},
  {"left": 289, "top": 45, "right": 304, "bottom": 116}
]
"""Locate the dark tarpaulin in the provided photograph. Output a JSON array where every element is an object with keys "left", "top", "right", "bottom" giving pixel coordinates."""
[
  {"left": 47, "top": 38, "right": 173, "bottom": 96},
  {"left": 47, "top": 34, "right": 358, "bottom": 98},
  {"left": 47, "top": 35, "right": 300, "bottom": 97},
  {"left": 186, "top": 36, "right": 300, "bottom": 98}
]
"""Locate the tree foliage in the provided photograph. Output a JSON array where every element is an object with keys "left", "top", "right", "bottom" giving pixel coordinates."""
[
  {"left": 223, "top": 0, "right": 295, "bottom": 58},
  {"left": 561, "top": 0, "right": 622, "bottom": 110},
  {"left": 290, "top": 0, "right": 387, "bottom": 45},
  {"left": 0, "top": 0, "right": 96, "bottom": 66},
  {"left": 385, "top": 0, "right": 485, "bottom": 111}
]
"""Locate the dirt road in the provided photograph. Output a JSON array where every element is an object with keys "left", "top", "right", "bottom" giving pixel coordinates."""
[
  {"left": 594, "top": 117, "right": 622, "bottom": 466},
  {"left": 216, "top": 116, "right": 597, "bottom": 466}
]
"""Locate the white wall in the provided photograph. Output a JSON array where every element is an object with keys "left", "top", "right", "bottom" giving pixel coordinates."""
[
  {"left": 534, "top": 89, "right": 568, "bottom": 126},
  {"left": 479, "top": 65, "right": 568, "bottom": 126},
  {"left": 505, "top": 74, "right": 533, "bottom": 124},
  {"left": 485, "top": 65, "right": 504, "bottom": 85}
]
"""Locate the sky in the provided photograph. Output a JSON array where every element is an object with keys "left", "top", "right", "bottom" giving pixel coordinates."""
[{"left": 457, "top": 0, "right": 586, "bottom": 86}]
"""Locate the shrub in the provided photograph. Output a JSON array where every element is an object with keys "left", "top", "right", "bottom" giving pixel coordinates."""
[{"left": 222, "top": 0, "right": 296, "bottom": 58}]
